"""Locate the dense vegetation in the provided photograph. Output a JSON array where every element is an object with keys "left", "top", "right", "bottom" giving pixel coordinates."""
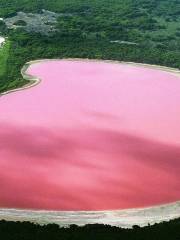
[
  {"left": 0, "top": 0, "right": 180, "bottom": 93},
  {"left": 0, "top": 218, "right": 180, "bottom": 240},
  {"left": 0, "top": 40, "right": 10, "bottom": 77}
]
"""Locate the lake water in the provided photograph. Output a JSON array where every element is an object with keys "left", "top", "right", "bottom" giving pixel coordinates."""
[{"left": 0, "top": 60, "right": 179, "bottom": 210}]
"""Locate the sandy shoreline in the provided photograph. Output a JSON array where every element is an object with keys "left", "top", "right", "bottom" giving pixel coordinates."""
[
  {"left": 0, "top": 59, "right": 180, "bottom": 227},
  {"left": 0, "top": 201, "right": 180, "bottom": 228},
  {"left": 0, "top": 63, "right": 41, "bottom": 96}
]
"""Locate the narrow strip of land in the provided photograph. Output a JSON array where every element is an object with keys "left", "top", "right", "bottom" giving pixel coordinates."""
[{"left": 0, "top": 201, "right": 179, "bottom": 228}]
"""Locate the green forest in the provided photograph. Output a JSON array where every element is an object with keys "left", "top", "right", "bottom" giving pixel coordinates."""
[
  {"left": 0, "top": 0, "right": 180, "bottom": 92},
  {"left": 0, "top": 218, "right": 180, "bottom": 240}
]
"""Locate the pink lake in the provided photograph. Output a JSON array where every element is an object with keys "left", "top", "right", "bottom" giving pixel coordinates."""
[{"left": 0, "top": 60, "right": 180, "bottom": 211}]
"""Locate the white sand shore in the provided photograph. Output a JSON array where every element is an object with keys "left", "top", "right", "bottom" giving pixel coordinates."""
[
  {"left": 0, "top": 63, "right": 41, "bottom": 96},
  {"left": 0, "top": 201, "right": 180, "bottom": 228},
  {"left": 0, "top": 59, "right": 180, "bottom": 227}
]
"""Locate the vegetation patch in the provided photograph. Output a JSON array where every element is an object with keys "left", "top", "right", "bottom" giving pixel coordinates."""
[
  {"left": 0, "top": 40, "right": 10, "bottom": 77},
  {"left": 13, "top": 20, "right": 27, "bottom": 26}
]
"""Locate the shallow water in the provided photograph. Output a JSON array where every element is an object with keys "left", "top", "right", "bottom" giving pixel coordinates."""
[{"left": 0, "top": 60, "right": 180, "bottom": 210}]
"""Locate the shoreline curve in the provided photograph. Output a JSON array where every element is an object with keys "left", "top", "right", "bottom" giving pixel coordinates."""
[
  {"left": 1, "top": 58, "right": 180, "bottom": 97},
  {"left": 0, "top": 201, "right": 180, "bottom": 228},
  {"left": 0, "top": 59, "right": 180, "bottom": 227}
]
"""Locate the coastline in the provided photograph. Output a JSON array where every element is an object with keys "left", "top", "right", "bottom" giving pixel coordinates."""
[
  {"left": 0, "top": 201, "right": 179, "bottom": 228},
  {"left": 0, "top": 59, "right": 180, "bottom": 227},
  {"left": 0, "top": 63, "right": 41, "bottom": 97}
]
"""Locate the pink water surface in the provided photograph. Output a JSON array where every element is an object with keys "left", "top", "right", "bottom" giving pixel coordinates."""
[{"left": 0, "top": 60, "right": 180, "bottom": 211}]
